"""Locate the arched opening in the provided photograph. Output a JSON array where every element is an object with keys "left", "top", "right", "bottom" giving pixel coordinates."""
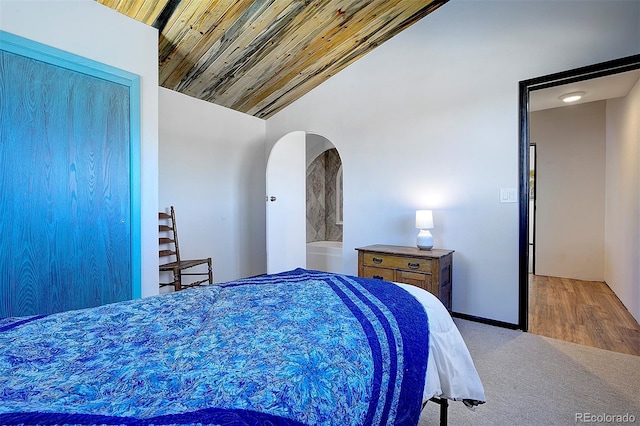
[
  {"left": 265, "top": 131, "right": 344, "bottom": 275},
  {"left": 305, "top": 133, "right": 343, "bottom": 273}
]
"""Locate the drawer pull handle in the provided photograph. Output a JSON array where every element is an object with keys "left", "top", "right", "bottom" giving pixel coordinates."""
[
  {"left": 373, "top": 275, "right": 384, "bottom": 279},
  {"left": 408, "top": 262, "right": 420, "bottom": 269},
  {"left": 372, "top": 257, "right": 383, "bottom": 264}
]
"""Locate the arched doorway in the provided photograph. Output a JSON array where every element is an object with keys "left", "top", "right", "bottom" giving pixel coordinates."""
[{"left": 266, "top": 131, "right": 343, "bottom": 274}]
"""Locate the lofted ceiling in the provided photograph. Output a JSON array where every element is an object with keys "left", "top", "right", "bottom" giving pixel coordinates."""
[{"left": 96, "top": 0, "right": 447, "bottom": 119}]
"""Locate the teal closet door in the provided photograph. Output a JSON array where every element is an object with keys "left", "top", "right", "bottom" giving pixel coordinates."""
[{"left": 0, "top": 49, "right": 132, "bottom": 317}]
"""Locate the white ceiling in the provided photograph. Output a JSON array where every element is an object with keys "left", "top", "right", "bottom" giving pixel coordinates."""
[{"left": 530, "top": 69, "right": 640, "bottom": 112}]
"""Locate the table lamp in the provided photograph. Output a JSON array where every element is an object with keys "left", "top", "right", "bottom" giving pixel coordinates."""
[{"left": 415, "top": 209, "right": 434, "bottom": 250}]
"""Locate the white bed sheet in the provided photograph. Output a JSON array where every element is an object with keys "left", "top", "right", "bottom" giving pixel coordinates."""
[{"left": 394, "top": 283, "right": 486, "bottom": 404}]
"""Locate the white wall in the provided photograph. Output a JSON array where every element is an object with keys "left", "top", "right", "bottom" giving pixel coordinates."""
[
  {"left": 605, "top": 79, "right": 640, "bottom": 322},
  {"left": 8, "top": 0, "right": 634, "bottom": 321},
  {"left": 265, "top": 0, "right": 640, "bottom": 324},
  {"left": 531, "top": 102, "right": 606, "bottom": 281},
  {"left": 0, "top": 0, "right": 160, "bottom": 297},
  {"left": 158, "top": 88, "right": 267, "bottom": 284}
]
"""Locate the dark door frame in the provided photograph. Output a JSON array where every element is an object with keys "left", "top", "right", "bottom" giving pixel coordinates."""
[{"left": 518, "top": 54, "right": 640, "bottom": 331}]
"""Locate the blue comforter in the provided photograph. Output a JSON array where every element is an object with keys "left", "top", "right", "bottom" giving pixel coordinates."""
[{"left": 0, "top": 268, "right": 429, "bottom": 425}]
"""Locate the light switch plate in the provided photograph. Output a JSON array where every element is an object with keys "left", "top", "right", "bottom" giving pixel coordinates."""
[{"left": 500, "top": 188, "right": 517, "bottom": 203}]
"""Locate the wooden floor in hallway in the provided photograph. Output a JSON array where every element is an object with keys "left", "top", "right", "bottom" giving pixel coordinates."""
[{"left": 528, "top": 274, "right": 640, "bottom": 356}]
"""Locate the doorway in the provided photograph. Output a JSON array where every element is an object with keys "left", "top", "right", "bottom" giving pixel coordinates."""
[
  {"left": 266, "top": 131, "right": 343, "bottom": 275},
  {"left": 306, "top": 134, "right": 343, "bottom": 273},
  {"left": 518, "top": 54, "right": 640, "bottom": 333}
]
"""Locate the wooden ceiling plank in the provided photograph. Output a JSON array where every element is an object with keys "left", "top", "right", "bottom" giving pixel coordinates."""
[
  {"left": 210, "top": 2, "right": 338, "bottom": 103},
  {"left": 159, "top": 0, "right": 255, "bottom": 88},
  {"left": 111, "top": 0, "right": 129, "bottom": 11},
  {"left": 95, "top": 0, "right": 121, "bottom": 9},
  {"left": 230, "top": 0, "right": 415, "bottom": 112},
  {"left": 184, "top": 0, "right": 339, "bottom": 103},
  {"left": 213, "top": 0, "right": 355, "bottom": 106},
  {"left": 115, "top": 0, "right": 145, "bottom": 17},
  {"left": 175, "top": 0, "right": 304, "bottom": 97},
  {"left": 202, "top": 0, "right": 370, "bottom": 106},
  {"left": 246, "top": 1, "right": 443, "bottom": 117},
  {"left": 158, "top": 0, "right": 227, "bottom": 63},
  {"left": 158, "top": 0, "right": 217, "bottom": 62},
  {"left": 160, "top": 0, "right": 255, "bottom": 87},
  {"left": 136, "top": 0, "right": 172, "bottom": 26}
]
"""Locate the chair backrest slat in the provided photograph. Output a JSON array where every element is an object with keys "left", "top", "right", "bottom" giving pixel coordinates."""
[{"left": 158, "top": 206, "right": 181, "bottom": 263}]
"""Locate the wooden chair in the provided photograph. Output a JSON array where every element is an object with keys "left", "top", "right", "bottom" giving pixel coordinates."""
[{"left": 159, "top": 206, "right": 213, "bottom": 291}]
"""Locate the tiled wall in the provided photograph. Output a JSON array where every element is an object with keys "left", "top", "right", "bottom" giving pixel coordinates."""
[{"left": 306, "top": 148, "right": 343, "bottom": 242}]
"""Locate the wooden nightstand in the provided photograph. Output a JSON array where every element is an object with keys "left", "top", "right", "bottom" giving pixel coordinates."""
[{"left": 355, "top": 244, "right": 454, "bottom": 311}]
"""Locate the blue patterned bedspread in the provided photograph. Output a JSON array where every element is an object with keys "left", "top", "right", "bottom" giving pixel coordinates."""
[{"left": 0, "top": 268, "right": 429, "bottom": 425}]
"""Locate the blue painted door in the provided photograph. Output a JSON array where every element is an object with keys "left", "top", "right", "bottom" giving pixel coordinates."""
[{"left": 0, "top": 49, "right": 132, "bottom": 317}]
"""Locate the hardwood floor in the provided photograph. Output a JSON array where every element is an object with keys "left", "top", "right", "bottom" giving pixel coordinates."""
[{"left": 528, "top": 274, "right": 640, "bottom": 356}]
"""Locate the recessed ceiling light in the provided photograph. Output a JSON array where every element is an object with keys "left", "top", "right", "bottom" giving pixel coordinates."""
[{"left": 560, "top": 91, "right": 585, "bottom": 103}]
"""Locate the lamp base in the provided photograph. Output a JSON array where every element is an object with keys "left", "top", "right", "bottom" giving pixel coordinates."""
[{"left": 416, "top": 229, "right": 433, "bottom": 250}]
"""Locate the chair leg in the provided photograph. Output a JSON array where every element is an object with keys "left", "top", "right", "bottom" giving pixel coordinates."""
[
  {"left": 207, "top": 258, "right": 213, "bottom": 284},
  {"left": 173, "top": 268, "right": 182, "bottom": 292}
]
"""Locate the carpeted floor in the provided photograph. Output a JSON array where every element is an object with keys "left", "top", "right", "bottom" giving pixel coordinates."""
[{"left": 419, "top": 319, "right": 640, "bottom": 425}]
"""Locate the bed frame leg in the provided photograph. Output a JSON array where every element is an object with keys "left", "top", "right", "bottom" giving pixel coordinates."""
[
  {"left": 439, "top": 398, "right": 448, "bottom": 426},
  {"left": 427, "top": 397, "right": 448, "bottom": 426}
]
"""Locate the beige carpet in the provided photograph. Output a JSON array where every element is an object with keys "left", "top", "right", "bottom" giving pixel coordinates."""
[{"left": 419, "top": 319, "right": 640, "bottom": 425}]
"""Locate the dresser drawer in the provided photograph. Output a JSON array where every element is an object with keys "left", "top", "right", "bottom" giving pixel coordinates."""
[
  {"left": 362, "top": 266, "right": 395, "bottom": 282},
  {"left": 397, "top": 270, "right": 433, "bottom": 293},
  {"left": 362, "top": 253, "right": 432, "bottom": 273}
]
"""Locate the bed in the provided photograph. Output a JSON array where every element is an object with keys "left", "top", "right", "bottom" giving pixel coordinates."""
[{"left": 0, "top": 268, "right": 484, "bottom": 425}]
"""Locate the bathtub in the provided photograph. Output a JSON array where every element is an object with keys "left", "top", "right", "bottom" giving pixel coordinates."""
[{"left": 306, "top": 241, "right": 343, "bottom": 274}]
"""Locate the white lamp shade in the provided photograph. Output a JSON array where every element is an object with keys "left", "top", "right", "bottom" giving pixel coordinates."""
[{"left": 415, "top": 210, "right": 434, "bottom": 229}]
